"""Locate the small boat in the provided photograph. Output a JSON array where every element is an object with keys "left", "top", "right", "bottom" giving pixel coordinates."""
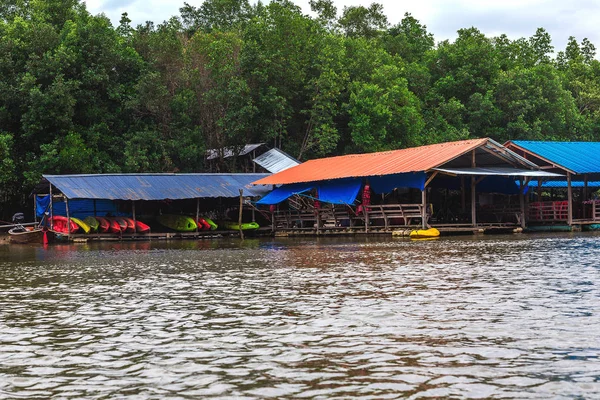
[
  {"left": 8, "top": 226, "right": 50, "bottom": 244},
  {"left": 95, "top": 217, "right": 110, "bottom": 233},
  {"left": 70, "top": 217, "right": 91, "bottom": 234},
  {"left": 222, "top": 221, "right": 260, "bottom": 231},
  {"left": 110, "top": 217, "right": 128, "bottom": 232},
  {"left": 83, "top": 216, "right": 100, "bottom": 232},
  {"left": 197, "top": 218, "right": 211, "bottom": 231},
  {"left": 47, "top": 216, "right": 79, "bottom": 234},
  {"left": 409, "top": 227, "right": 440, "bottom": 239},
  {"left": 156, "top": 214, "right": 197, "bottom": 232},
  {"left": 135, "top": 220, "right": 151, "bottom": 234},
  {"left": 203, "top": 217, "right": 218, "bottom": 230}
]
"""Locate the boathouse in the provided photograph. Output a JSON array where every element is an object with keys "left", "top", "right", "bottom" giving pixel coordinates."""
[
  {"left": 505, "top": 141, "right": 600, "bottom": 227},
  {"left": 252, "top": 138, "right": 561, "bottom": 235},
  {"left": 32, "top": 173, "right": 271, "bottom": 239}
]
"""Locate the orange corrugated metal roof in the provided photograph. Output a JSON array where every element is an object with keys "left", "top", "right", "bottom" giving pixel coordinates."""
[{"left": 253, "top": 138, "right": 490, "bottom": 185}]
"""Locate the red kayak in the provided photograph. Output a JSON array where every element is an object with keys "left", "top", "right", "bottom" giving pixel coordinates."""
[
  {"left": 123, "top": 218, "right": 136, "bottom": 233},
  {"left": 111, "top": 217, "right": 127, "bottom": 232},
  {"left": 197, "top": 218, "right": 211, "bottom": 230},
  {"left": 135, "top": 220, "right": 151, "bottom": 234},
  {"left": 96, "top": 217, "right": 110, "bottom": 233},
  {"left": 48, "top": 216, "right": 79, "bottom": 234},
  {"left": 107, "top": 219, "right": 122, "bottom": 233}
]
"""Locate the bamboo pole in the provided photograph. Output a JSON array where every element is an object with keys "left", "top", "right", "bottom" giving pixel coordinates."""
[{"left": 238, "top": 189, "right": 244, "bottom": 240}]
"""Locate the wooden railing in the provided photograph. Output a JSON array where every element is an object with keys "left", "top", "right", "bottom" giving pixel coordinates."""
[
  {"left": 528, "top": 201, "right": 569, "bottom": 221},
  {"left": 365, "top": 204, "right": 426, "bottom": 230}
]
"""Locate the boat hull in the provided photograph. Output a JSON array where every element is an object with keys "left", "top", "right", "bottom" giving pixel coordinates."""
[
  {"left": 156, "top": 215, "right": 197, "bottom": 232},
  {"left": 8, "top": 227, "right": 52, "bottom": 244},
  {"left": 47, "top": 216, "right": 79, "bottom": 234},
  {"left": 222, "top": 222, "right": 260, "bottom": 231},
  {"left": 409, "top": 227, "right": 440, "bottom": 239}
]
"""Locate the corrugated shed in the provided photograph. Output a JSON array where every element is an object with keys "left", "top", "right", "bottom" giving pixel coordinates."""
[
  {"left": 253, "top": 138, "right": 535, "bottom": 185},
  {"left": 507, "top": 141, "right": 600, "bottom": 174},
  {"left": 206, "top": 144, "right": 265, "bottom": 160},
  {"left": 253, "top": 148, "right": 301, "bottom": 173},
  {"left": 43, "top": 174, "right": 271, "bottom": 200}
]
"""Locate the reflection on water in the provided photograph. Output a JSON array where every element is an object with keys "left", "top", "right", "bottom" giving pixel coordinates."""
[{"left": 1, "top": 234, "right": 600, "bottom": 398}]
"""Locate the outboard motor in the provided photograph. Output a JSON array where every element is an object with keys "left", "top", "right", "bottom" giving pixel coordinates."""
[{"left": 12, "top": 213, "right": 25, "bottom": 224}]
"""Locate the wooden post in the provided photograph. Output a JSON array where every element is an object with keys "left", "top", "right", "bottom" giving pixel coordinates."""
[
  {"left": 461, "top": 177, "right": 466, "bottom": 213},
  {"left": 132, "top": 201, "right": 137, "bottom": 232},
  {"left": 567, "top": 172, "right": 573, "bottom": 225},
  {"left": 65, "top": 197, "right": 71, "bottom": 236},
  {"left": 49, "top": 184, "right": 54, "bottom": 230},
  {"left": 537, "top": 179, "right": 542, "bottom": 201},
  {"left": 33, "top": 196, "right": 37, "bottom": 224},
  {"left": 421, "top": 188, "right": 427, "bottom": 229},
  {"left": 364, "top": 208, "right": 369, "bottom": 233},
  {"left": 195, "top": 198, "right": 199, "bottom": 233},
  {"left": 471, "top": 177, "right": 477, "bottom": 227},
  {"left": 519, "top": 179, "right": 526, "bottom": 229},
  {"left": 238, "top": 189, "right": 244, "bottom": 240},
  {"left": 584, "top": 175, "right": 589, "bottom": 219}
]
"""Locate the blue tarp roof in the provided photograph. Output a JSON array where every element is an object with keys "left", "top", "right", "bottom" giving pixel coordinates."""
[
  {"left": 43, "top": 174, "right": 271, "bottom": 200},
  {"left": 256, "top": 179, "right": 363, "bottom": 205},
  {"left": 509, "top": 141, "right": 600, "bottom": 174}
]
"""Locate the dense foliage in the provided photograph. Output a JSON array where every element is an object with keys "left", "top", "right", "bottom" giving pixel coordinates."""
[{"left": 1, "top": 0, "right": 600, "bottom": 213}]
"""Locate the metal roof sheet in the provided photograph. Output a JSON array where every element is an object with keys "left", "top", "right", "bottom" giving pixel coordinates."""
[
  {"left": 253, "top": 148, "right": 301, "bottom": 173},
  {"left": 206, "top": 144, "right": 265, "bottom": 160},
  {"left": 253, "top": 138, "right": 537, "bottom": 185},
  {"left": 43, "top": 173, "right": 271, "bottom": 200},
  {"left": 526, "top": 180, "right": 600, "bottom": 188},
  {"left": 506, "top": 141, "right": 600, "bottom": 174},
  {"left": 434, "top": 167, "right": 563, "bottom": 177}
]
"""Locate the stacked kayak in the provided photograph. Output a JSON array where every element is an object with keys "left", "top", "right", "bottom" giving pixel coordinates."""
[
  {"left": 222, "top": 221, "right": 260, "bottom": 231},
  {"left": 156, "top": 215, "right": 197, "bottom": 232},
  {"left": 71, "top": 217, "right": 91, "bottom": 234},
  {"left": 84, "top": 216, "right": 100, "bottom": 232},
  {"left": 47, "top": 216, "right": 79, "bottom": 234}
]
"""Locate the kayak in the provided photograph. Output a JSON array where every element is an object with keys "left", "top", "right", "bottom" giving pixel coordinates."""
[
  {"left": 95, "top": 217, "right": 110, "bottom": 233},
  {"left": 156, "top": 214, "right": 197, "bottom": 232},
  {"left": 111, "top": 217, "right": 128, "bottom": 232},
  {"left": 409, "top": 227, "right": 440, "bottom": 239},
  {"left": 122, "top": 217, "right": 136, "bottom": 233},
  {"left": 222, "top": 221, "right": 260, "bottom": 231},
  {"left": 107, "top": 219, "right": 122, "bottom": 233},
  {"left": 135, "top": 220, "right": 151, "bottom": 234},
  {"left": 83, "top": 216, "right": 100, "bottom": 232},
  {"left": 47, "top": 216, "right": 79, "bottom": 234},
  {"left": 70, "top": 217, "right": 91, "bottom": 234},
  {"left": 197, "top": 218, "right": 211, "bottom": 231},
  {"left": 203, "top": 217, "right": 218, "bottom": 230}
]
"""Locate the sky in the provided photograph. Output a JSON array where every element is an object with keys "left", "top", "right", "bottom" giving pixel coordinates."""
[{"left": 83, "top": 0, "right": 600, "bottom": 53}]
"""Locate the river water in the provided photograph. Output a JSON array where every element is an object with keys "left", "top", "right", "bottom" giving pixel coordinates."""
[{"left": 1, "top": 234, "right": 600, "bottom": 399}]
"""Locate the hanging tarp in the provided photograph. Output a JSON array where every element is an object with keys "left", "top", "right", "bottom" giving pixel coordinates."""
[
  {"left": 256, "top": 183, "right": 313, "bottom": 205},
  {"left": 369, "top": 172, "right": 427, "bottom": 194},
  {"left": 317, "top": 179, "right": 362, "bottom": 205},
  {"left": 35, "top": 195, "right": 51, "bottom": 218}
]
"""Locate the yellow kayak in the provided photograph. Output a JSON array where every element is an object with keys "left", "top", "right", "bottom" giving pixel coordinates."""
[
  {"left": 70, "top": 217, "right": 91, "bottom": 234},
  {"left": 409, "top": 227, "right": 440, "bottom": 239}
]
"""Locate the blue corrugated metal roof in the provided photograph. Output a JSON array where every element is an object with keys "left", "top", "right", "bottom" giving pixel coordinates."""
[
  {"left": 43, "top": 174, "right": 271, "bottom": 200},
  {"left": 509, "top": 141, "right": 600, "bottom": 174}
]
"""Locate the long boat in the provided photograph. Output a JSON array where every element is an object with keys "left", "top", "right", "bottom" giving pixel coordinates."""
[{"left": 8, "top": 226, "right": 52, "bottom": 244}]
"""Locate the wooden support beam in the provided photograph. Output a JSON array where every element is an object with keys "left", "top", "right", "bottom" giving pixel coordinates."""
[
  {"left": 49, "top": 184, "right": 54, "bottom": 230},
  {"left": 567, "top": 172, "right": 573, "bottom": 226},
  {"left": 461, "top": 177, "right": 466, "bottom": 213},
  {"left": 519, "top": 179, "right": 526, "bottom": 229},
  {"left": 238, "top": 189, "right": 244, "bottom": 240},
  {"left": 584, "top": 175, "right": 589, "bottom": 219},
  {"left": 195, "top": 198, "right": 199, "bottom": 233},
  {"left": 65, "top": 197, "right": 71, "bottom": 236},
  {"left": 471, "top": 176, "right": 477, "bottom": 227},
  {"left": 424, "top": 171, "right": 439, "bottom": 188},
  {"left": 421, "top": 189, "right": 427, "bottom": 229}
]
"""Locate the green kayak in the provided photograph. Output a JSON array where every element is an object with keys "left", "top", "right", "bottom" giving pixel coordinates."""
[
  {"left": 156, "top": 214, "right": 198, "bottom": 232},
  {"left": 203, "top": 217, "right": 218, "bottom": 230},
  {"left": 83, "top": 216, "right": 100, "bottom": 232},
  {"left": 223, "top": 221, "right": 260, "bottom": 231}
]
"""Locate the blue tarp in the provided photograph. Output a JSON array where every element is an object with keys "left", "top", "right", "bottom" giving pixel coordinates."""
[
  {"left": 257, "top": 179, "right": 363, "bottom": 205},
  {"left": 46, "top": 199, "right": 120, "bottom": 219},
  {"left": 431, "top": 176, "right": 521, "bottom": 195},
  {"left": 369, "top": 172, "right": 427, "bottom": 193},
  {"left": 256, "top": 183, "right": 313, "bottom": 205},
  {"left": 35, "top": 195, "right": 51, "bottom": 217},
  {"left": 317, "top": 179, "right": 362, "bottom": 205}
]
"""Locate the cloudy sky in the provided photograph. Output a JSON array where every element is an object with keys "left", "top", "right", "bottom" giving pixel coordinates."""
[{"left": 83, "top": 0, "right": 599, "bottom": 53}]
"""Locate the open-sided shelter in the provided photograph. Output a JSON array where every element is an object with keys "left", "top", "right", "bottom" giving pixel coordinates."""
[
  {"left": 505, "top": 141, "right": 600, "bottom": 225},
  {"left": 33, "top": 173, "right": 270, "bottom": 236},
  {"left": 253, "top": 138, "right": 561, "bottom": 232}
]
